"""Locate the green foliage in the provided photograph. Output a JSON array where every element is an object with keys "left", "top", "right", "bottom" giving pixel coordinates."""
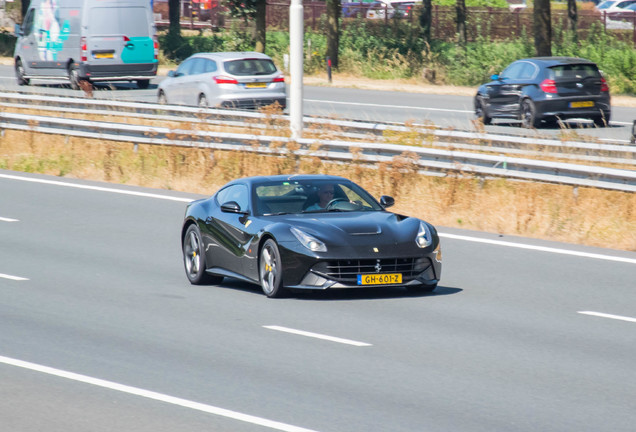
[{"left": 0, "top": 30, "right": 17, "bottom": 57}]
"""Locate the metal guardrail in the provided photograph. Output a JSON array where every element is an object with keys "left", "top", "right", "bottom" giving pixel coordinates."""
[
  {"left": 1, "top": 107, "right": 635, "bottom": 192},
  {"left": 1, "top": 91, "right": 634, "bottom": 160}
]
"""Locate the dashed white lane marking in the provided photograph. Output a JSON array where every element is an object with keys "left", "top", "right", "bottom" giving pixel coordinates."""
[
  {"left": 0, "top": 355, "right": 320, "bottom": 432},
  {"left": 578, "top": 311, "right": 636, "bottom": 324},
  {"left": 264, "top": 325, "right": 372, "bottom": 347},
  {"left": 0, "top": 217, "right": 19, "bottom": 222},
  {"left": 438, "top": 233, "right": 636, "bottom": 265},
  {"left": 0, "top": 273, "right": 29, "bottom": 281}
]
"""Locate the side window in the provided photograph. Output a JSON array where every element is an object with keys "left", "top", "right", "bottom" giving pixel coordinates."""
[
  {"left": 176, "top": 59, "right": 194, "bottom": 76},
  {"left": 22, "top": 9, "right": 35, "bottom": 36},
  {"left": 190, "top": 58, "right": 206, "bottom": 75},
  {"left": 500, "top": 62, "right": 524, "bottom": 80},
  {"left": 518, "top": 63, "right": 537, "bottom": 80},
  {"left": 204, "top": 59, "right": 217, "bottom": 73},
  {"left": 216, "top": 185, "right": 249, "bottom": 212}
]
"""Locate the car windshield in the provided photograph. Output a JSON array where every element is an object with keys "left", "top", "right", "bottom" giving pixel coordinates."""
[
  {"left": 253, "top": 179, "right": 383, "bottom": 216},
  {"left": 224, "top": 59, "right": 278, "bottom": 76}
]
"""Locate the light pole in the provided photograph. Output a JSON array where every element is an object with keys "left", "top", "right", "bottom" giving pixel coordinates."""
[{"left": 289, "top": 0, "right": 303, "bottom": 139}]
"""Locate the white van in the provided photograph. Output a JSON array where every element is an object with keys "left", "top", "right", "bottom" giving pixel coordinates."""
[{"left": 14, "top": 0, "right": 158, "bottom": 89}]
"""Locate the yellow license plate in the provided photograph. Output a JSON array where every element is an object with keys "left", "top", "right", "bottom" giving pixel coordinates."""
[
  {"left": 357, "top": 273, "right": 402, "bottom": 285},
  {"left": 95, "top": 52, "right": 114, "bottom": 59},
  {"left": 570, "top": 101, "right": 594, "bottom": 108},
  {"left": 245, "top": 82, "right": 267, "bottom": 89}
]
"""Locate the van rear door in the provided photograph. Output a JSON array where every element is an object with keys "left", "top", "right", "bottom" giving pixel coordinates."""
[{"left": 85, "top": 6, "right": 154, "bottom": 66}]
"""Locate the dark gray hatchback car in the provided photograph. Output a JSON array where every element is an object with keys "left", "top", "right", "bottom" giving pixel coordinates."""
[{"left": 474, "top": 57, "right": 611, "bottom": 128}]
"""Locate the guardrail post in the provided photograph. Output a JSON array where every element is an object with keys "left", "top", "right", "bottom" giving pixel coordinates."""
[{"left": 631, "top": 120, "right": 636, "bottom": 145}]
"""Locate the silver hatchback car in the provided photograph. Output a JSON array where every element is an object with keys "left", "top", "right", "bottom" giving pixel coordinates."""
[{"left": 158, "top": 52, "right": 287, "bottom": 109}]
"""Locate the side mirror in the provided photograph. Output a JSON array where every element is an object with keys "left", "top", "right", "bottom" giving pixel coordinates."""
[
  {"left": 14, "top": 24, "right": 22, "bottom": 37},
  {"left": 491, "top": 74, "right": 500, "bottom": 81},
  {"left": 221, "top": 201, "right": 247, "bottom": 214},
  {"left": 167, "top": 70, "right": 176, "bottom": 77},
  {"left": 380, "top": 195, "right": 394, "bottom": 208}
]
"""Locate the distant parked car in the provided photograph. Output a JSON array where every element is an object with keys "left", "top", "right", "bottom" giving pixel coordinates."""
[
  {"left": 474, "top": 57, "right": 611, "bottom": 128},
  {"left": 366, "top": 0, "right": 417, "bottom": 19},
  {"left": 342, "top": 0, "right": 374, "bottom": 17},
  {"left": 158, "top": 52, "right": 286, "bottom": 110},
  {"left": 606, "top": 2, "right": 636, "bottom": 19},
  {"left": 597, "top": 0, "right": 636, "bottom": 10}
]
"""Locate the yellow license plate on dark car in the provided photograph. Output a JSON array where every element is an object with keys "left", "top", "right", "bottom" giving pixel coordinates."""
[
  {"left": 570, "top": 101, "right": 594, "bottom": 108},
  {"left": 245, "top": 82, "right": 267, "bottom": 89},
  {"left": 357, "top": 273, "right": 402, "bottom": 285}
]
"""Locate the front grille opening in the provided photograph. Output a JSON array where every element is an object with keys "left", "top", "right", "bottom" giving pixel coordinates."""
[{"left": 312, "top": 257, "right": 430, "bottom": 284}]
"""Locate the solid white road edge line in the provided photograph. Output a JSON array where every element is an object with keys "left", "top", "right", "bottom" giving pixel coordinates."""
[
  {"left": 0, "top": 173, "right": 192, "bottom": 203},
  {"left": 5, "top": 172, "right": 634, "bottom": 264},
  {"left": 304, "top": 98, "right": 473, "bottom": 113},
  {"left": 264, "top": 325, "right": 372, "bottom": 347},
  {"left": 0, "top": 355, "right": 320, "bottom": 432},
  {"left": 438, "top": 233, "right": 636, "bottom": 265},
  {"left": 578, "top": 311, "right": 636, "bottom": 323},
  {"left": 0, "top": 273, "right": 29, "bottom": 281},
  {"left": 0, "top": 217, "right": 19, "bottom": 222}
]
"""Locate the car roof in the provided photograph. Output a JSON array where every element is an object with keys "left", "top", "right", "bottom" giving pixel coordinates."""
[
  {"left": 189, "top": 52, "right": 273, "bottom": 61},
  {"left": 517, "top": 57, "right": 597, "bottom": 67}
]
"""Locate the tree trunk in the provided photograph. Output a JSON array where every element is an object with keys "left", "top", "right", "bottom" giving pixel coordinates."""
[
  {"left": 168, "top": 0, "right": 181, "bottom": 37},
  {"left": 533, "top": 0, "right": 552, "bottom": 56},
  {"left": 254, "top": 0, "right": 267, "bottom": 53},
  {"left": 456, "top": 0, "right": 467, "bottom": 45},
  {"left": 420, "top": 0, "right": 433, "bottom": 44},
  {"left": 326, "top": 0, "right": 341, "bottom": 69},
  {"left": 533, "top": 0, "right": 552, "bottom": 57},
  {"left": 567, "top": 0, "right": 578, "bottom": 36}
]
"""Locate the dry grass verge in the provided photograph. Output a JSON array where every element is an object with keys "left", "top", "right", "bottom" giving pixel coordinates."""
[{"left": 1, "top": 129, "right": 634, "bottom": 251}]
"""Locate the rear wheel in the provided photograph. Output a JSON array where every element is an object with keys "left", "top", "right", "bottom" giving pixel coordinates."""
[
  {"left": 68, "top": 64, "right": 80, "bottom": 90},
  {"left": 15, "top": 59, "right": 29, "bottom": 86},
  {"left": 520, "top": 99, "right": 539, "bottom": 129},
  {"left": 475, "top": 96, "right": 491, "bottom": 125},
  {"left": 183, "top": 224, "right": 223, "bottom": 285},
  {"left": 198, "top": 94, "right": 208, "bottom": 108},
  {"left": 259, "top": 239, "right": 286, "bottom": 298},
  {"left": 137, "top": 79, "right": 150, "bottom": 89},
  {"left": 592, "top": 113, "right": 610, "bottom": 127}
]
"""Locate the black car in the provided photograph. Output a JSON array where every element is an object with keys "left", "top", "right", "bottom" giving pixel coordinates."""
[
  {"left": 181, "top": 175, "right": 442, "bottom": 298},
  {"left": 474, "top": 57, "right": 611, "bottom": 128}
]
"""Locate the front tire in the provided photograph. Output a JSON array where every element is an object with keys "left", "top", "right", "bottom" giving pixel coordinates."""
[
  {"left": 158, "top": 90, "right": 167, "bottom": 105},
  {"left": 520, "top": 99, "right": 539, "bottom": 129},
  {"left": 259, "top": 239, "right": 286, "bottom": 298},
  {"left": 475, "top": 96, "right": 491, "bottom": 125},
  {"left": 15, "top": 59, "right": 29, "bottom": 86},
  {"left": 406, "top": 283, "right": 437, "bottom": 294},
  {"left": 183, "top": 224, "right": 223, "bottom": 285}
]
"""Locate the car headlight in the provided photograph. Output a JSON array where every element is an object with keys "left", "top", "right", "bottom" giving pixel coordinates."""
[
  {"left": 415, "top": 221, "right": 432, "bottom": 248},
  {"left": 290, "top": 227, "right": 327, "bottom": 252}
]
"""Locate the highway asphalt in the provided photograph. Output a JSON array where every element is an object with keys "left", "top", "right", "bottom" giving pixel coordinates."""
[
  {"left": 1, "top": 170, "right": 635, "bottom": 431},
  {"left": 0, "top": 64, "right": 635, "bottom": 143}
]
